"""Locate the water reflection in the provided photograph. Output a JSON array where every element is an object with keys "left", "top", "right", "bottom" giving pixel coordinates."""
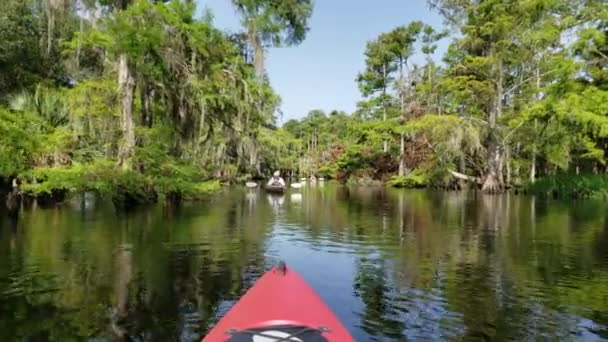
[
  {"left": 0, "top": 187, "right": 607, "bottom": 341},
  {"left": 290, "top": 193, "right": 302, "bottom": 204},
  {"left": 354, "top": 257, "right": 406, "bottom": 340},
  {"left": 267, "top": 194, "right": 285, "bottom": 211}
]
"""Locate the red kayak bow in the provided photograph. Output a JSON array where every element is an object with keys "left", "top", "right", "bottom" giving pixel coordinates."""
[{"left": 202, "top": 262, "right": 355, "bottom": 342}]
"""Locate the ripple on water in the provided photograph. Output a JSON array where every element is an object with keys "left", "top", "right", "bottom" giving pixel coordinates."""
[
  {"left": 274, "top": 226, "right": 361, "bottom": 255},
  {"left": 163, "top": 241, "right": 212, "bottom": 252},
  {"left": 350, "top": 256, "right": 464, "bottom": 341},
  {"left": 2, "top": 261, "right": 61, "bottom": 299}
]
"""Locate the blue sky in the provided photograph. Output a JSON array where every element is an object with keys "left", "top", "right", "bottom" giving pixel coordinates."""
[{"left": 198, "top": 0, "right": 447, "bottom": 123}]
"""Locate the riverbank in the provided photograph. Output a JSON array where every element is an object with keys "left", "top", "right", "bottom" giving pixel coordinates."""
[
  {"left": 9, "top": 160, "right": 221, "bottom": 209},
  {"left": 385, "top": 172, "right": 608, "bottom": 200},
  {"left": 523, "top": 174, "right": 608, "bottom": 199},
  {"left": 10, "top": 166, "right": 608, "bottom": 214}
]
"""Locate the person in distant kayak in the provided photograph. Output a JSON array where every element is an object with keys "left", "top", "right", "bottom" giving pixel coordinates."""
[{"left": 267, "top": 170, "right": 286, "bottom": 187}]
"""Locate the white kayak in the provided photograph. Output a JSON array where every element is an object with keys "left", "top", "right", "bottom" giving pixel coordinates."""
[{"left": 290, "top": 182, "right": 303, "bottom": 189}]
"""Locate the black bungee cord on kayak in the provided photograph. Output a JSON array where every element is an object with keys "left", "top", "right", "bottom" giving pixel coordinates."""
[{"left": 225, "top": 325, "right": 330, "bottom": 342}]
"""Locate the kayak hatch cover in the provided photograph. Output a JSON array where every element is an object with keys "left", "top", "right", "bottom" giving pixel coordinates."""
[{"left": 202, "top": 262, "right": 355, "bottom": 342}]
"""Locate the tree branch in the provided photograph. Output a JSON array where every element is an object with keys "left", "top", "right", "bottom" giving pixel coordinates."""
[
  {"left": 504, "top": 69, "right": 557, "bottom": 96},
  {"left": 593, "top": 48, "right": 608, "bottom": 62},
  {"left": 502, "top": 120, "right": 525, "bottom": 145},
  {"left": 449, "top": 169, "right": 483, "bottom": 184},
  {"left": 463, "top": 115, "right": 489, "bottom": 126}
]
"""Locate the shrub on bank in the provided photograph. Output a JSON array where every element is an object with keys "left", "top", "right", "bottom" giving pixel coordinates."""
[
  {"left": 19, "top": 159, "right": 221, "bottom": 206},
  {"left": 526, "top": 174, "right": 608, "bottom": 199},
  {"left": 388, "top": 171, "right": 430, "bottom": 188}
]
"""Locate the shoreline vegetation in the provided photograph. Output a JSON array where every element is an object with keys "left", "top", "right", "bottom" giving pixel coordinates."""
[{"left": 1, "top": 0, "right": 607, "bottom": 210}]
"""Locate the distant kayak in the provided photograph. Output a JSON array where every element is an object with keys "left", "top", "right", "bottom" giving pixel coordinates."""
[
  {"left": 202, "top": 262, "right": 355, "bottom": 342},
  {"left": 245, "top": 182, "right": 258, "bottom": 188}
]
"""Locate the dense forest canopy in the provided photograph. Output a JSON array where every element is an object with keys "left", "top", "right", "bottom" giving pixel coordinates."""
[
  {"left": 0, "top": 0, "right": 607, "bottom": 205},
  {"left": 281, "top": 0, "right": 608, "bottom": 195},
  {"left": 0, "top": 0, "right": 312, "bottom": 205}
]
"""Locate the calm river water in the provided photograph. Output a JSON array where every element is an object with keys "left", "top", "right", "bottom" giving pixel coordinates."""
[{"left": 1, "top": 185, "right": 608, "bottom": 341}]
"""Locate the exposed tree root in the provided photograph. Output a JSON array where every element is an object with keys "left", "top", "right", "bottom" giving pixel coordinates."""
[
  {"left": 481, "top": 174, "right": 503, "bottom": 193},
  {"left": 449, "top": 170, "right": 506, "bottom": 193}
]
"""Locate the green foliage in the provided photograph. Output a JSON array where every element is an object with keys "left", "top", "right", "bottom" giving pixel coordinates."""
[
  {"left": 0, "top": 0, "right": 46, "bottom": 95},
  {"left": 21, "top": 159, "right": 220, "bottom": 201},
  {"left": 335, "top": 145, "right": 370, "bottom": 176},
  {"left": 0, "top": 108, "right": 44, "bottom": 176},
  {"left": 388, "top": 171, "right": 430, "bottom": 188},
  {"left": 10, "top": 84, "right": 69, "bottom": 127},
  {"left": 0, "top": 0, "right": 307, "bottom": 207},
  {"left": 189, "top": 180, "right": 222, "bottom": 198},
  {"left": 2, "top": 0, "right": 608, "bottom": 201},
  {"left": 231, "top": 0, "right": 313, "bottom": 47},
  {"left": 526, "top": 174, "right": 608, "bottom": 199},
  {"left": 273, "top": 0, "right": 608, "bottom": 194},
  {"left": 21, "top": 160, "right": 115, "bottom": 195},
  {"left": 258, "top": 127, "right": 301, "bottom": 173}
]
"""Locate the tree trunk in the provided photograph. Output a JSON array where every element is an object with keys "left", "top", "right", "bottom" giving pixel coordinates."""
[
  {"left": 246, "top": 25, "right": 263, "bottom": 176},
  {"left": 382, "top": 64, "right": 388, "bottom": 153},
  {"left": 514, "top": 142, "right": 521, "bottom": 182},
  {"left": 76, "top": 14, "right": 83, "bottom": 69},
  {"left": 249, "top": 138, "right": 258, "bottom": 173},
  {"left": 117, "top": 54, "right": 135, "bottom": 170},
  {"left": 140, "top": 82, "right": 153, "bottom": 128},
  {"left": 482, "top": 140, "right": 503, "bottom": 193},
  {"left": 427, "top": 57, "right": 433, "bottom": 111},
  {"left": 482, "top": 57, "right": 504, "bottom": 193},
  {"left": 307, "top": 135, "right": 310, "bottom": 153},
  {"left": 248, "top": 26, "right": 264, "bottom": 80},
  {"left": 197, "top": 102, "right": 206, "bottom": 150},
  {"left": 46, "top": 1, "right": 55, "bottom": 57},
  {"left": 398, "top": 60, "right": 407, "bottom": 176},
  {"left": 136, "top": 81, "right": 152, "bottom": 175},
  {"left": 530, "top": 61, "right": 541, "bottom": 183},
  {"left": 505, "top": 146, "right": 511, "bottom": 187},
  {"left": 399, "top": 133, "right": 406, "bottom": 176},
  {"left": 382, "top": 126, "right": 388, "bottom": 153},
  {"left": 459, "top": 154, "right": 466, "bottom": 173},
  {"left": 457, "top": 154, "right": 466, "bottom": 189}
]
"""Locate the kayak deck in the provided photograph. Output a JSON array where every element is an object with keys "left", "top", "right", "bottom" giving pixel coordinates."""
[{"left": 202, "top": 262, "right": 354, "bottom": 342}]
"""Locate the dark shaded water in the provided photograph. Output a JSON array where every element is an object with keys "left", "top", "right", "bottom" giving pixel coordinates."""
[{"left": 1, "top": 185, "right": 608, "bottom": 341}]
